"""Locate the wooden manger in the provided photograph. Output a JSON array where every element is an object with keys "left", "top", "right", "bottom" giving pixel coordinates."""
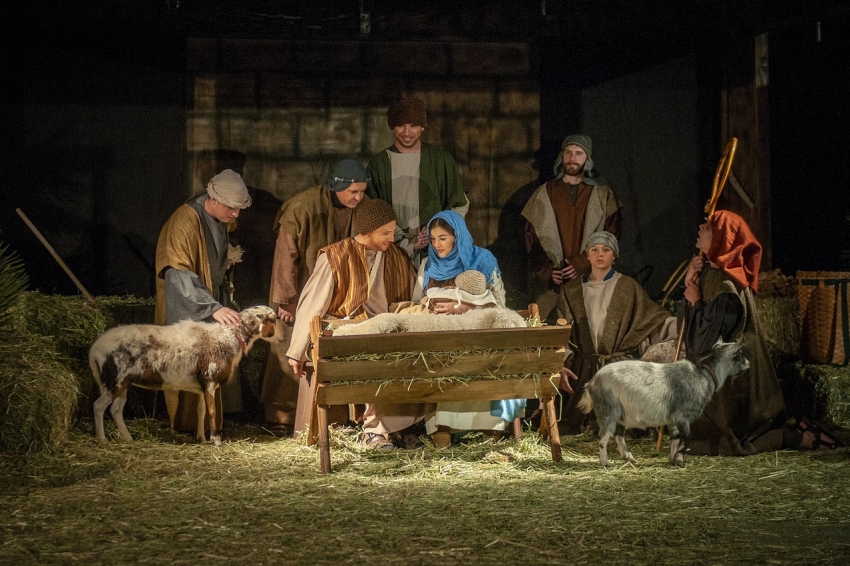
[{"left": 296, "top": 310, "right": 571, "bottom": 473}]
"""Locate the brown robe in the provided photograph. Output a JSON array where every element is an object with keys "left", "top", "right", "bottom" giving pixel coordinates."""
[
  {"left": 523, "top": 180, "right": 622, "bottom": 322},
  {"left": 683, "top": 267, "right": 787, "bottom": 455},
  {"left": 558, "top": 273, "right": 673, "bottom": 433},
  {"left": 261, "top": 186, "right": 362, "bottom": 425},
  {"left": 154, "top": 203, "right": 225, "bottom": 433}
]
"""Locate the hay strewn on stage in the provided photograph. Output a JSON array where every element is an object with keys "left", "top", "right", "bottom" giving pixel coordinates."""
[
  {"left": 1, "top": 293, "right": 848, "bottom": 563},
  {"left": 1, "top": 420, "right": 848, "bottom": 564}
]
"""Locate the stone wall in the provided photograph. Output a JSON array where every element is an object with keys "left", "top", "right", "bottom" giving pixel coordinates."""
[{"left": 185, "top": 38, "right": 539, "bottom": 253}]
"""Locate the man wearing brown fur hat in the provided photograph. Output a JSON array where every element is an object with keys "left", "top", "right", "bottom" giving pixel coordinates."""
[
  {"left": 367, "top": 97, "right": 468, "bottom": 267},
  {"left": 521, "top": 134, "right": 622, "bottom": 322},
  {"left": 286, "top": 199, "right": 425, "bottom": 449}
]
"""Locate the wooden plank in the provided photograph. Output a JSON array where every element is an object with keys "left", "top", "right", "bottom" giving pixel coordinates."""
[
  {"left": 316, "top": 375, "right": 560, "bottom": 405},
  {"left": 317, "top": 325, "right": 571, "bottom": 358},
  {"left": 316, "top": 349, "right": 565, "bottom": 382}
]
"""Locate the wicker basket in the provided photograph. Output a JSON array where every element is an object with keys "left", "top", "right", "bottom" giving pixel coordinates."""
[{"left": 797, "top": 271, "right": 850, "bottom": 366}]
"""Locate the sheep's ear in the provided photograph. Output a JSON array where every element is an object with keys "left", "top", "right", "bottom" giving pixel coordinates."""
[{"left": 241, "top": 311, "right": 260, "bottom": 334}]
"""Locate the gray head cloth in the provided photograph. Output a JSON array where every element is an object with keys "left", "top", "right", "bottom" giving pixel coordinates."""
[
  {"left": 207, "top": 169, "right": 251, "bottom": 208},
  {"left": 327, "top": 159, "right": 371, "bottom": 192},
  {"left": 553, "top": 134, "right": 598, "bottom": 185},
  {"left": 583, "top": 230, "right": 620, "bottom": 259}
]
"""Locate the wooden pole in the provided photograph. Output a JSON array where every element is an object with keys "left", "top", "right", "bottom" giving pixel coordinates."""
[
  {"left": 657, "top": 138, "right": 737, "bottom": 450},
  {"left": 15, "top": 208, "right": 96, "bottom": 305}
]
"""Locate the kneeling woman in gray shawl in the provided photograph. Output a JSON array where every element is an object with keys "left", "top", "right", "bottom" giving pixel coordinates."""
[{"left": 557, "top": 231, "right": 677, "bottom": 433}]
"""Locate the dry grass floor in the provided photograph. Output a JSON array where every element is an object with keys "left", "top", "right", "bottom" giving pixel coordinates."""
[{"left": 1, "top": 419, "right": 848, "bottom": 565}]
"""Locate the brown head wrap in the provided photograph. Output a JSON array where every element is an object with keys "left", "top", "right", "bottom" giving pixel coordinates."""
[
  {"left": 707, "top": 210, "right": 762, "bottom": 292},
  {"left": 356, "top": 199, "right": 397, "bottom": 234},
  {"left": 387, "top": 97, "right": 427, "bottom": 129}
]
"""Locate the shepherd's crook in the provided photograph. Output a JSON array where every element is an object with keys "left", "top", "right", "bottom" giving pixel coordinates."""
[
  {"left": 656, "top": 137, "right": 737, "bottom": 450},
  {"left": 16, "top": 207, "right": 96, "bottom": 305}
]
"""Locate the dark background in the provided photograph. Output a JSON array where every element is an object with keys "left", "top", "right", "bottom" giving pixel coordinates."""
[{"left": 1, "top": 0, "right": 848, "bottom": 305}]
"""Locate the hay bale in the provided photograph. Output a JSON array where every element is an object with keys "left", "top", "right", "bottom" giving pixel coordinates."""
[
  {"left": 755, "top": 296, "right": 799, "bottom": 359},
  {"left": 800, "top": 364, "right": 850, "bottom": 429},
  {"left": 0, "top": 330, "right": 81, "bottom": 452},
  {"left": 7, "top": 292, "right": 107, "bottom": 367},
  {"left": 96, "top": 295, "right": 156, "bottom": 327}
]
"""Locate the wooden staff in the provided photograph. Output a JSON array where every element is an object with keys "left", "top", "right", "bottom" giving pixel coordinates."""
[
  {"left": 656, "top": 137, "right": 737, "bottom": 450},
  {"left": 15, "top": 208, "right": 96, "bottom": 305}
]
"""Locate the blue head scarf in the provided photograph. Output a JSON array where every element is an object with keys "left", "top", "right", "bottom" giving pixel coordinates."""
[{"left": 423, "top": 211, "right": 500, "bottom": 288}]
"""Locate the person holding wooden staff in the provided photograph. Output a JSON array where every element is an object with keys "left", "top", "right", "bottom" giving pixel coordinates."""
[{"left": 681, "top": 211, "right": 842, "bottom": 453}]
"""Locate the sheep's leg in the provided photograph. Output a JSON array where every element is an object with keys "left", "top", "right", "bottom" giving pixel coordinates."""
[
  {"left": 93, "top": 391, "right": 113, "bottom": 442},
  {"left": 614, "top": 424, "right": 636, "bottom": 464},
  {"left": 195, "top": 391, "right": 207, "bottom": 444},
  {"left": 204, "top": 387, "right": 222, "bottom": 447},
  {"left": 598, "top": 429, "right": 613, "bottom": 467},
  {"left": 671, "top": 422, "right": 690, "bottom": 468},
  {"left": 668, "top": 424, "right": 681, "bottom": 465},
  {"left": 110, "top": 391, "right": 133, "bottom": 441},
  {"left": 593, "top": 398, "right": 621, "bottom": 467},
  {"left": 596, "top": 413, "right": 619, "bottom": 468}
]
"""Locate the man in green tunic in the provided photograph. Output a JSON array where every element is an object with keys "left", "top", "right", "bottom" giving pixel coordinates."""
[{"left": 367, "top": 97, "right": 468, "bottom": 267}]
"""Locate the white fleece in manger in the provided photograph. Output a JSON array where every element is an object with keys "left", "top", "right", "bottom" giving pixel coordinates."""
[{"left": 331, "top": 307, "right": 526, "bottom": 335}]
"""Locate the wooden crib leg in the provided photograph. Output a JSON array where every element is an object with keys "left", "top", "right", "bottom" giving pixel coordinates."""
[
  {"left": 539, "top": 407, "right": 550, "bottom": 441},
  {"left": 542, "top": 397, "right": 562, "bottom": 462},
  {"left": 318, "top": 405, "right": 331, "bottom": 473}
]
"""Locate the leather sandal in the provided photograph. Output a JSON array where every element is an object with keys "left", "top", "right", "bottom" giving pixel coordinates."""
[
  {"left": 797, "top": 417, "right": 845, "bottom": 450},
  {"left": 362, "top": 432, "right": 396, "bottom": 450}
]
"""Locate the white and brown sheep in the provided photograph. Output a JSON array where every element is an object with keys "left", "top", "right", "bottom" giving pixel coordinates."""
[
  {"left": 577, "top": 339, "right": 749, "bottom": 468},
  {"left": 89, "top": 305, "right": 277, "bottom": 446},
  {"left": 331, "top": 307, "right": 526, "bottom": 335}
]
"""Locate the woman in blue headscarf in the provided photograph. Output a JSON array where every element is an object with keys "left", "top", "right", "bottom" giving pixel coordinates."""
[
  {"left": 412, "top": 211, "right": 520, "bottom": 447},
  {"left": 412, "top": 210, "right": 505, "bottom": 310}
]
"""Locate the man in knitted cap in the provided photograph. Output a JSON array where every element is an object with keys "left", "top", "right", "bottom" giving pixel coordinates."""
[
  {"left": 154, "top": 168, "right": 252, "bottom": 433},
  {"left": 367, "top": 96, "right": 468, "bottom": 267},
  {"left": 521, "top": 134, "right": 622, "bottom": 322},
  {"left": 287, "top": 199, "right": 423, "bottom": 448},
  {"left": 261, "top": 158, "right": 371, "bottom": 431}
]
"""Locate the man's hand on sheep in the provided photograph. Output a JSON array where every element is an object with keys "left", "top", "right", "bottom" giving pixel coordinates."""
[
  {"left": 288, "top": 357, "right": 306, "bottom": 377},
  {"left": 433, "top": 302, "right": 475, "bottom": 315},
  {"left": 213, "top": 307, "right": 241, "bottom": 327},
  {"left": 278, "top": 303, "right": 296, "bottom": 324},
  {"left": 558, "top": 366, "right": 579, "bottom": 394}
]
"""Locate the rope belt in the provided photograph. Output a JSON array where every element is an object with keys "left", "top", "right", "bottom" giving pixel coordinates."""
[{"left": 575, "top": 351, "right": 629, "bottom": 369}]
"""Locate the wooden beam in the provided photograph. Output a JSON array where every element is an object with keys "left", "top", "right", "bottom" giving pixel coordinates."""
[
  {"left": 316, "top": 325, "right": 571, "bottom": 358},
  {"left": 316, "top": 375, "right": 560, "bottom": 405},
  {"left": 315, "top": 349, "right": 565, "bottom": 382}
]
